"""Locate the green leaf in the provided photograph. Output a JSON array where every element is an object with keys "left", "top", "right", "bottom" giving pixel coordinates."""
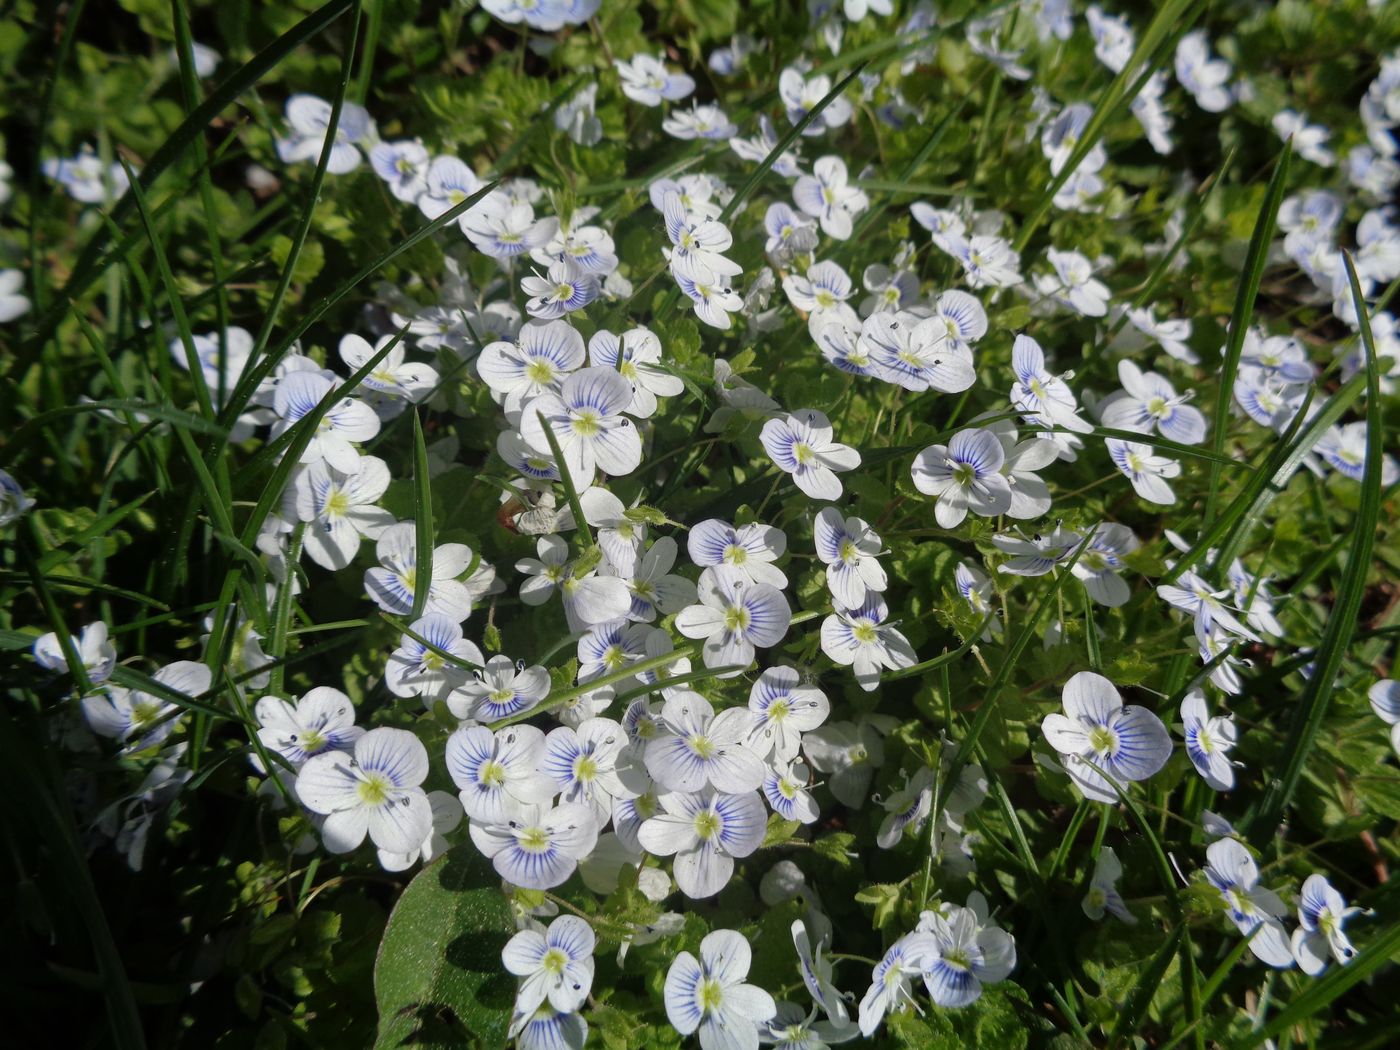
[{"left": 373, "top": 847, "right": 516, "bottom": 1050}]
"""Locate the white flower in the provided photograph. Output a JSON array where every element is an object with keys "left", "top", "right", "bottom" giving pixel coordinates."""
[
  {"left": 379, "top": 790, "right": 462, "bottom": 872},
  {"left": 275, "top": 94, "right": 375, "bottom": 174},
  {"left": 1368, "top": 679, "right": 1400, "bottom": 756},
  {"left": 555, "top": 83, "right": 602, "bottom": 146},
  {"left": 448, "top": 654, "right": 550, "bottom": 722},
  {"left": 761, "top": 409, "right": 861, "bottom": 500},
  {"left": 765, "top": 202, "right": 820, "bottom": 261},
  {"left": 813, "top": 507, "right": 887, "bottom": 609},
  {"left": 446, "top": 723, "right": 556, "bottom": 824},
  {"left": 520, "top": 366, "right": 642, "bottom": 483},
  {"left": 511, "top": 1004, "right": 588, "bottom": 1050},
  {"left": 42, "top": 146, "right": 133, "bottom": 203},
  {"left": 1041, "top": 103, "right": 1107, "bottom": 176},
  {"left": 271, "top": 372, "right": 381, "bottom": 474},
  {"left": 1085, "top": 6, "right": 1134, "bottom": 73},
  {"left": 911, "top": 427, "right": 1014, "bottom": 528},
  {"left": 479, "top": 320, "right": 586, "bottom": 416},
  {"left": 1010, "top": 334, "right": 1094, "bottom": 442},
  {"left": 1072, "top": 522, "right": 1139, "bottom": 607},
  {"left": 587, "top": 327, "right": 682, "bottom": 418},
  {"left": 1107, "top": 438, "right": 1181, "bottom": 505},
  {"left": 951, "top": 235, "right": 1023, "bottom": 289},
  {"left": 1124, "top": 308, "right": 1197, "bottom": 364},
  {"left": 615, "top": 53, "right": 695, "bottom": 106},
  {"left": 469, "top": 800, "right": 599, "bottom": 890},
  {"left": 1202, "top": 838, "right": 1295, "bottom": 968},
  {"left": 290, "top": 455, "right": 395, "bottom": 570},
  {"left": 417, "top": 156, "right": 485, "bottom": 231},
  {"left": 1291, "top": 874, "right": 1362, "bottom": 975},
  {"left": 0, "top": 268, "right": 31, "bottom": 323},
  {"left": 676, "top": 270, "right": 745, "bottom": 330},
  {"left": 763, "top": 760, "right": 820, "bottom": 825},
  {"left": 645, "top": 694, "right": 766, "bottom": 793},
  {"left": 81, "top": 661, "right": 211, "bottom": 751},
  {"left": 857, "top": 933, "right": 935, "bottom": 1036},
  {"left": 1040, "top": 671, "right": 1172, "bottom": 803},
  {"left": 254, "top": 687, "right": 363, "bottom": 770},
  {"left": 663, "top": 192, "right": 743, "bottom": 285},
  {"left": 1180, "top": 690, "right": 1240, "bottom": 791},
  {"left": 33, "top": 621, "right": 116, "bottom": 684},
  {"left": 1036, "top": 248, "right": 1111, "bottom": 317},
  {"left": 860, "top": 311, "right": 977, "bottom": 393},
  {"left": 665, "top": 929, "right": 777, "bottom": 1049},
  {"left": 641, "top": 789, "right": 767, "bottom": 900},
  {"left": 1273, "top": 109, "right": 1335, "bottom": 167},
  {"left": 1175, "top": 30, "right": 1232, "bottom": 112},
  {"left": 674, "top": 567, "right": 792, "bottom": 675},
  {"left": 542, "top": 717, "right": 634, "bottom": 823},
  {"left": 0, "top": 469, "right": 34, "bottom": 525},
  {"left": 369, "top": 139, "right": 430, "bottom": 202},
  {"left": 662, "top": 103, "right": 739, "bottom": 141},
  {"left": 917, "top": 894, "right": 1016, "bottom": 1008},
  {"left": 505, "top": 914, "right": 596, "bottom": 1021},
  {"left": 364, "top": 521, "right": 476, "bottom": 622},
  {"left": 793, "top": 156, "right": 869, "bottom": 239},
  {"left": 1099, "top": 361, "right": 1207, "bottom": 444},
  {"left": 609, "top": 537, "right": 697, "bottom": 622},
  {"left": 295, "top": 727, "right": 432, "bottom": 855},
  {"left": 820, "top": 595, "right": 917, "bottom": 691},
  {"left": 792, "top": 919, "right": 849, "bottom": 1027},
  {"left": 779, "top": 67, "right": 853, "bottom": 135},
  {"left": 993, "top": 524, "right": 1082, "bottom": 577},
  {"left": 521, "top": 259, "right": 599, "bottom": 320},
  {"left": 1082, "top": 846, "right": 1135, "bottom": 923},
  {"left": 687, "top": 518, "right": 788, "bottom": 588},
  {"left": 876, "top": 766, "right": 934, "bottom": 849},
  {"left": 732, "top": 117, "right": 804, "bottom": 180},
  {"left": 385, "top": 614, "right": 484, "bottom": 703}
]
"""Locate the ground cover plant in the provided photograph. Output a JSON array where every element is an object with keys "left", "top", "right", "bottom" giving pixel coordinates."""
[{"left": 3, "top": 0, "right": 1400, "bottom": 1047}]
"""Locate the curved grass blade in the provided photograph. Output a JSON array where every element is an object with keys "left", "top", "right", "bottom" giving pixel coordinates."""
[
  {"left": 1247, "top": 254, "right": 1384, "bottom": 843},
  {"left": 1202, "top": 142, "right": 1292, "bottom": 524}
]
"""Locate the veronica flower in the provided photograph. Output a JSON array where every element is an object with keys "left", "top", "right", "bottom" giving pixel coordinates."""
[
  {"left": 377, "top": 789, "right": 461, "bottom": 872},
  {"left": 708, "top": 358, "right": 781, "bottom": 432},
  {"left": 1130, "top": 72, "right": 1174, "bottom": 154},
  {"left": 504, "top": 914, "right": 595, "bottom": 1019},
  {"left": 857, "top": 934, "right": 936, "bottom": 1036},
  {"left": 384, "top": 614, "right": 483, "bottom": 704},
  {"left": 1082, "top": 846, "right": 1135, "bottom": 923},
  {"left": 740, "top": 666, "right": 828, "bottom": 763},
  {"left": 1368, "top": 679, "right": 1400, "bottom": 756},
  {"left": 644, "top": 694, "right": 766, "bottom": 794},
  {"left": 665, "top": 929, "right": 777, "bottom": 1048},
  {"left": 1099, "top": 361, "right": 1207, "bottom": 444},
  {"left": 517, "top": 535, "right": 632, "bottom": 631},
  {"left": 0, "top": 469, "right": 34, "bottom": 525},
  {"left": 662, "top": 103, "right": 739, "bottom": 141},
  {"left": 520, "top": 366, "right": 642, "bottom": 483},
  {"left": 1072, "top": 523, "right": 1139, "bottom": 607},
  {"left": 952, "top": 235, "right": 1023, "bottom": 289},
  {"left": 813, "top": 508, "right": 887, "bottom": 608},
  {"left": 275, "top": 94, "right": 374, "bottom": 174},
  {"left": 1226, "top": 558, "right": 1286, "bottom": 639},
  {"left": 295, "top": 727, "right": 431, "bottom": 854},
  {"left": 1107, "top": 438, "right": 1180, "bottom": 505},
  {"left": 675, "top": 270, "right": 744, "bottom": 330},
  {"left": 1036, "top": 248, "right": 1111, "bottom": 317},
  {"left": 586, "top": 327, "right": 681, "bottom": 419},
  {"left": 447, "top": 655, "right": 549, "bottom": 722},
  {"left": 0, "top": 268, "right": 31, "bottom": 324},
  {"left": 918, "top": 896, "right": 1016, "bottom": 1008},
  {"left": 641, "top": 790, "right": 767, "bottom": 899},
  {"left": 510, "top": 1004, "right": 588, "bottom": 1050},
  {"left": 42, "top": 146, "right": 132, "bottom": 203},
  {"left": 861, "top": 312, "right": 977, "bottom": 393},
  {"left": 779, "top": 67, "right": 853, "bottom": 135},
  {"left": 954, "top": 562, "right": 999, "bottom": 639},
  {"left": 820, "top": 594, "right": 917, "bottom": 691},
  {"left": 793, "top": 156, "right": 869, "bottom": 239},
  {"left": 369, "top": 139, "right": 430, "bottom": 201},
  {"left": 688, "top": 518, "right": 788, "bottom": 588},
  {"left": 911, "top": 428, "right": 1013, "bottom": 528},
  {"left": 364, "top": 522, "right": 476, "bottom": 622},
  {"left": 542, "top": 717, "right": 634, "bottom": 824},
  {"left": 469, "top": 800, "right": 599, "bottom": 890},
  {"left": 609, "top": 537, "right": 697, "bottom": 622},
  {"left": 271, "top": 372, "right": 381, "bottom": 474},
  {"left": 522, "top": 259, "right": 599, "bottom": 320},
  {"left": 290, "top": 455, "right": 395, "bottom": 571},
  {"left": 1174, "top": 30, "right": 1232, "bottom": 112},
  {"left": 876, "top": 766, "right": 934, "bottom": 849},
  {"left": 445, "top": 723, "right": 552, "bottom": 824},
  {"left": 1157, "top": 569, "right": 1261, "bottom": 642},
  {"left": 615, "top": 53, "right": 695, "bottom": 106},
  {"left": 791, "top": 920, "right": 849, "bottom": 1030},
  {"left": 1124, "top": 308, "right": 1197, "bottom": 364},
  {"left": 764, "top": 202, "right": 820, "bottom": 262},
  {"left": 479, "top": 319, "right": 586, "bottom": 416},
  {"left": 708, "top": 33, "right": 762, "bottom": 76},
  {"left": 464, "top": 195, "right": 552, "bottom": 260},
  {"left": 760, "top": 409, "right": 861, "bottom": 500},
  {"left": 1041, "top": 103, "right": 1107, "bottom": 176},
  {"left": 675, "top": 567, "right": 792, "bottom": 676},
  {"left": 1196, "top": 620, "right": 1247, "bottom": 695},
  {"left": 732, "top": 116, "right": 804, "bottom": 179},
  {"left": 764, "top": 761, "right": 820, "bottom": 825},
  {"left": 1273, "top": 109, "right": 1335, "bottom": 167},
  {"left": 417, "top": 156, "right": 485, "bottom": 232},
  {"left": 1202, "top": 838, "right": 1295, "bottom": 968},
  {"left": 81, "top": 661, "right": 210, "bottom": 751},
  {"left": 1180, "top": 690, "right": 1240, "bottom": 791},
  {"left": 1316, "top": 422, "right": 1400, "bottom": 484},
  {"left": 32, "top": 621, "right": 116, "bottom": 684},
  {"left": 1292, "top": 875, "right": 1362, "bottom": 975},
  {"left": 1085, "top": 6, "right": 1134, "bottom": 73},
  {"left": 783, "top": 260, "right": 856, "bottom": 324},
  {"left": 1041, "top": 671, "right": 1172, "bottom": 803}
]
